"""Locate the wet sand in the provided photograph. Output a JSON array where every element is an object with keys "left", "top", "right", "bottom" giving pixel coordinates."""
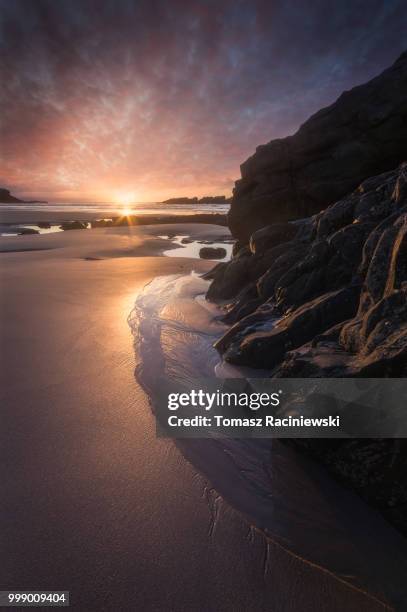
[{"left": 0, "top": 226, "right": 392, "bottom": 610}]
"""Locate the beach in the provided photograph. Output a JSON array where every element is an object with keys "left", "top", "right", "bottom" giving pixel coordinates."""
[{"left": 0, "top": 224, "right": 394, "bottom": 611}]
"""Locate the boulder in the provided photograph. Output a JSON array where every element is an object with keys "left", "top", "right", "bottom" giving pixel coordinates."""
[
  {"left": 19, "top": 228, "right": 39, "bottom": 235},
  {"left": 199, "top": 246, "right": 227, "bottom": 260},
  {"left": 60, "top": 221, "right": 88, "bottom": 231}
]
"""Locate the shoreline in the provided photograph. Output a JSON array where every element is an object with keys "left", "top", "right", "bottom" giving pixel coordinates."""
[{"left": 132, "top": 272, "right": 407, "bottom": 609}]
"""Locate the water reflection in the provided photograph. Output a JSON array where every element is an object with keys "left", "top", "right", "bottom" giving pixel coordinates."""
[{"left": 160, "top": 235, "right": 233, "bottom": 261}]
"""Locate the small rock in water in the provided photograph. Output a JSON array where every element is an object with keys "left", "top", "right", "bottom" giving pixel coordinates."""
[
  {"left": 38, "top": 221, "right": 51, "bottom": 229},
  {"left": 60, "top": 221, "right": 88, "bottom": 231},
  {"left": 181, "top": 237, "right": 193, "bottom": 244},
  {"left": 19, "top": 228, "right": 39, "bottom": 235},
  {"left": 199, "top": 246, "right": 227, "bottom": 259}
]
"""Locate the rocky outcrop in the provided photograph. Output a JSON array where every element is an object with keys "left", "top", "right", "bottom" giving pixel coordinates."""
[
  {"left": 163, "top": 195, "right": 231, "bottom": 204},
  {"left": 229, "top": 51, "right": 407, "bottom": 242},
  {"left": 206, "top": 53, "right": 407, "bottom": 538},
  {"left": 207, "top": 163, "right": 407, "bottom": 535},
  {"left": 0, "top": 188, "right": 47, "bottom": 204},
  {"left": 0, "top": 188, "right": 23, "bottom": 203},
  {"left": 209, "top": 163, "right": 407, "bottom": 377}
]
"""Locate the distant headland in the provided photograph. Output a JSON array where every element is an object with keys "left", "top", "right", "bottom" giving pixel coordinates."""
[
  {"left": 162, "top": 195, "right": 231, "bottom": 204},
  {"left": 0, "top": 188, "right": 47, "bottom": 204}
]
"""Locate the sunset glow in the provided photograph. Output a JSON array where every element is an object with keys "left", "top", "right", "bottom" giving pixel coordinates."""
[
  {"left": 115, "top": 192, "right": 137, "bottom": 210},
  {"left": 1, "top": 1, "right": 406, "bottom": 202}
]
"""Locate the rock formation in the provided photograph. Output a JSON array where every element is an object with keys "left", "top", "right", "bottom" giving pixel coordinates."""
[
  {"left": 208, "top": 164, "right": 407, "bottom": 377},
  {"left": 229, "top": 52, "right": 407, "bottom": 242},
  {"left": 0, "top": 188, "right": 47, "bottom": 204},
  {"left": 0, "top": 188, "right": 24, "bottom": 203},
  {"left": 162, "top": 195, "right": 231, "bottom": 204},
  {"left": 205, "top": 163, "right": 407, "bottom": 534}
]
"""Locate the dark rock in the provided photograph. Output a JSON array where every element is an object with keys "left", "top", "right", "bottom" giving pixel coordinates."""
[
  {"left": 198, "top": 195, "right": 230, "bottom": 203},
  {"left": 37, "top": 222, "right": 51, "bottom": 229},
  {"left": 0, "top": 188, "right": 47, "bottom": 204},
  {"left": 214, "top": 301, "right": 279, "bottom": 354},
  {"left": 60, "top": 221, "right": 88, "bottom": 231},
  {"left": 249, "top": 222, "right": 298, "bottom": 255},
  {"left": 232, "top": 240, "right": 245, "bottom": 256},
  {"left": 200, "top": 262, "right": 227, "bottom": 281},
  {"left": 206, "top": 252, "right": 252, "bottom": 301},
  {"left": 206, "top": 247, "right": 270, "bottom": 301},
  {"left": 204, "top": 58, "right": 407, "bottom": 537},
  {"left": 222, "top": 283, "right": 262, "bottom": 324},
  {"left": 257, "top": 242, "right": 309, "bottom": 300},
  {"left": 199, "top": 246, "right": 227, "bottom": 260},
  {"left": 328, "top": 222, "right": 375, "bottom": 267},
  {"left": 210, "top": 163, "right": 407, "bottom": 379},
  {"left": 223, "top": 285, "right": 360, "bottom": 368},
  {"left": 19, "top": 228, "right": 39, "bottom": 235},
  {"left": 316, "top": 194, "right": 357, "bottom": 238},
  {"left": 0, "top": 188, "right": 23, "bottom": 203},
  {"left": 228, "top": 52, "right": 407, "bottom": 242},
  {"left": 162, "top": 197, "right": 198, "bottom": 204},
  {"left": 162, "top": 195, "right": 231, "bottom": 204}
]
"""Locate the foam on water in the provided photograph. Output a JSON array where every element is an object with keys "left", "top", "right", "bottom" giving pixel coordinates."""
[{"left": 128, "top": 274, "right": 226, "bottom": 390}]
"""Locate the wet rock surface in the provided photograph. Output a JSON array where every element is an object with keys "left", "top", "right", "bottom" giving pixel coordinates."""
[
  {"left": 209, "top": 163, "right": 407, "bottom": 378},
  {"left": 206, "top": 163, "right": 407, "bottom": 535},
  {"left": 228, "top": 52, "right": 407, "bottom": 242},
  {"left": 60, "top": 220, "right": 88, "bottom": 230},
  {"left": 18, "top": 228, "right": 39, "bottom": 235},
  {"left": 199, "top": 246, "right": 227, "bottom": 260}
]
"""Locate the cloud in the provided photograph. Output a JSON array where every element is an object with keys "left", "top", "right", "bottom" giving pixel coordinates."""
[{"left": 0, "top": 0, "right": 406, "bottom": 200}]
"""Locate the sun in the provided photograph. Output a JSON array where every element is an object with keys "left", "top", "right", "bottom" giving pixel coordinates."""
[{"left": 115, "top": 191, "right": 136, "bottom": 215}]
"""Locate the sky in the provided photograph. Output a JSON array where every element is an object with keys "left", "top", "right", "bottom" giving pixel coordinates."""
[{"left": 0, "top": 0, "right": 406, "bottom": 203}]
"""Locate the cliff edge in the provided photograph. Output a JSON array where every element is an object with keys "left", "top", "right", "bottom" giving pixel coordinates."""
[{"left": 229, "top": 52, "right": 407, "bottom": 242}]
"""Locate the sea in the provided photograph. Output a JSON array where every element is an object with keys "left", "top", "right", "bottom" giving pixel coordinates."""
[
  {"left": 0, "top": 200, "right": 230, "bottom": 236},
  {"left": 0, "top": 201, "right": 230, "bottom": 215}
]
